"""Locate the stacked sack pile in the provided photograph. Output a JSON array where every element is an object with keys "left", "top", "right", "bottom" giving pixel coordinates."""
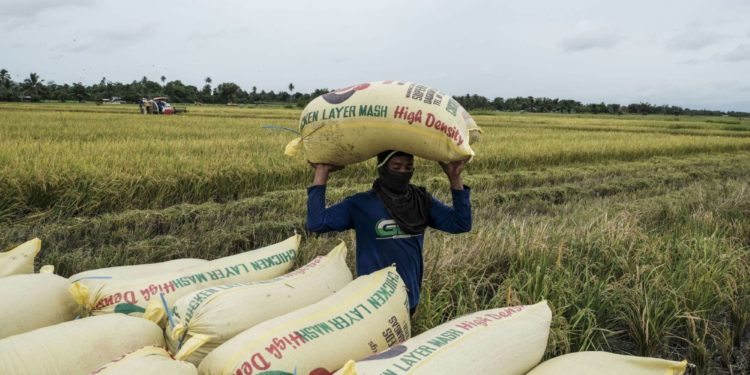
[
  {"left": 0, "top": 235, "right": 311, "bottom": 374},
  {"left": 1, "top": 81, "right": 688, "bottom": 374},
  {"left": 0, "top": 237, "right": 687, "bottom": 374}
]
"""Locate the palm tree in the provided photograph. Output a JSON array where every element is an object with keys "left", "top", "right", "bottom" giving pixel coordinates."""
[
  {"left": 0, "top": 69, "right": 11, "bottom": 100},
  {"left": 160, "top": 75, "right": 166, "bottom": 86},
  {"left": 203, "top": 77, "right": 212, "bottom": 92},
  {"left": 0, "top": 69, "right": 9, "bottom": 87},
  {"left": 25, "top": 72, "right": 41, "bottom": 86},
  {"left": 23, "top": 73, "right": 44, "bottom": 97}
]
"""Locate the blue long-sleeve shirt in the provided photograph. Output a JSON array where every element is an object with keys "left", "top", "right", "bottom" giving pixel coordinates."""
[{"left": 306, "top": 185, "right": 472, "bottom": 310}]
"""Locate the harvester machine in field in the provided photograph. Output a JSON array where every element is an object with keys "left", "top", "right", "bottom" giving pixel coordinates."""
[{"left": 139, "top": 97, "right": 187, "bottom": 115}]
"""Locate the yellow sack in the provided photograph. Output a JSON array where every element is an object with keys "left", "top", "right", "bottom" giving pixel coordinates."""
[
  {"left": 199, "top": 266, "right": 410, "bottom": 375},
  {"left": 526, "top": 351, "right": 688, "bottom": 375},
  {"left": 336, "top": 301, "right": 551, "bottom": 375},
  {"left": 71, "top": 258, "right": 207, "bottom": 283},
  {"left": 70, "top": 234, "right": 300, "bottom": 318},
  {"left": 286, "top": 81, "right": 480, "bottom": 166},
  {"left": 90, "top": 346, "right": 197, "bottom": 375},
  {"left": 166, "top": 242, "right": 353, "bottom": 365},
  {"left": 0, "top": 238, "right": 41, "bottom": 278},
  {"left": 464, "top": 113, "right": 482, "bottom": 144},
  {"left": 0, "top": 273, "right": 79, "bottom": 339},
  {"left": 0, "top": 314, "right": 165, "bottom": 375}
]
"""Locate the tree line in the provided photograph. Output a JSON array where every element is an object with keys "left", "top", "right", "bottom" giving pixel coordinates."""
[
  {"left": 0, "top": 70, "right": 326, "bottom": 107},
  {"left": 1, "top": 69, "right": 747, "bottom": 117},
  {"left": 452, "top": 94, "right": 749, "bottom": 117}
]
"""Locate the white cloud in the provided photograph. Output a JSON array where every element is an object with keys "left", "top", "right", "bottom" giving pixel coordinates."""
[
  {"left": 666, "top": 30, "right": 723, "bottom": 51},
  {"left": 188, "top": 28, "right": 250, "bottom": 41},
  {"left": 0, "top": 0, "right": 96, "bottom": 31},
  {"left": 712, "top": 81, "right": 750, "bottom": 92},
  {"left": 62, "top": 25, "right": 157, "bottom": 54},
  {"left": 678, "top": 58, "right": 708, "bottom": 65},
  {"left": 0, "top": 0, "right": 94, "bottom": 19},
  {"left": 559, "top": 21, "right": 622, "bottom": 52},
  {"left": 722, "top": 44, "right": 750, "bottom": 62},
  {"left": 2, "top": 0, "right": 749, "bottom": 111}
]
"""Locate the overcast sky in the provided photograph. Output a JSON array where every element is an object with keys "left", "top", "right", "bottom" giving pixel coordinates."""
[{"left": 1, "top": 0, "right": 749, "bottom": 111}]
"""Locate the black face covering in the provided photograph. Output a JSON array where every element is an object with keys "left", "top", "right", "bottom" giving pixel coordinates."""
[
  {"left": 373, "top": 165, "right": 432, "bottom": 235},
  {"left": 378, "top": 167, "right": 413, "bottom": 193}
]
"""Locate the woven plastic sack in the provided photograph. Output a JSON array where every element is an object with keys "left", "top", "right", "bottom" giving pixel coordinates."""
[
  {"left": 0, "top": 273, "right": 79, "bottom": 339},
  {"left": 464, "top": 112, "right": 482, "bottom": 144},
  {"left": 199, "top": 266, "right": 410, "bottom": 375},
  {"left": 90, "top": 346, "right": 197, "bottom": 375},
  {"left": 336, "top": 301, "right": 551, "bottom": 375},
  {"left": 0, "top": 238, "right": 41, "bottom": 278},
  {"left": 285, "top": 81, "right": 479, "bottom": 166},
  {"left": 526, "top": 351, "right": 688, "bottom": 375},
  {"left": 69, "top": 235, "right": 300, "bottom": 318},
  {"left": 0, "top": 314, "right": 165, "bottom": 375},
  {"left": 71, "top": 258, "right": 207, "bottom": 283},
  {"left": 161, "top": 241, "right": 352, "bottom": 365}
]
